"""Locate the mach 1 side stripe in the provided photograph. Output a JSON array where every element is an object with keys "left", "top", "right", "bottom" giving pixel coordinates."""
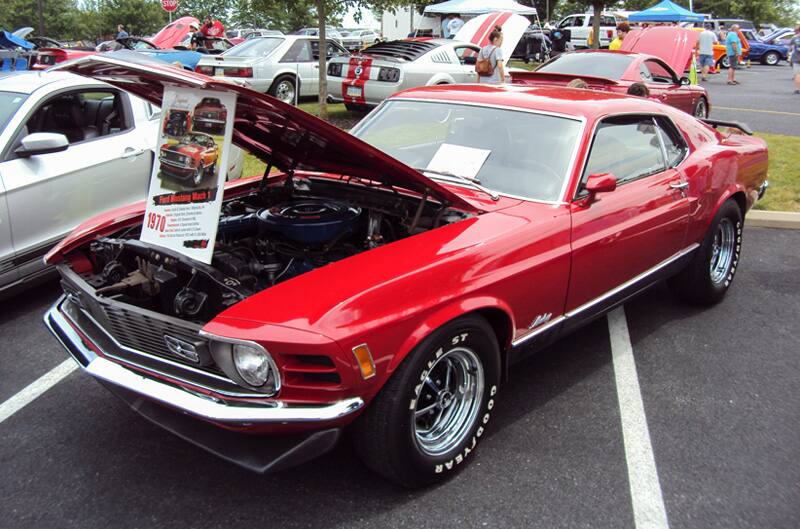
[{"left": 342, "top": 56, "right": 373, "bottom": 105}]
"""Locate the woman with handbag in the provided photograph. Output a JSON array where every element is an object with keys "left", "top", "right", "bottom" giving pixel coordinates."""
[{"left": 476, "top": 26, "right": 505, "bottom": 84}]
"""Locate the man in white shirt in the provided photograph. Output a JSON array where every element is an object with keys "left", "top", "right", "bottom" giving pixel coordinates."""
[
  {"left": 448, "top": 14, "right": 464, "bottom": 38},
  {"left": 696, "top": 23, "right": 718, "bottom": 81}
]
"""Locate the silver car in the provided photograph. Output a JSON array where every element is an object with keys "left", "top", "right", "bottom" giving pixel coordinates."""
[
  {"left": 195, "top": 35, "right": 349, "bottom": 104},
  {"left": 0, "top": 71, "right": 243, "bottom": 296},
  {"left": 340, "top": 29, "right": 381, "bottom": 52},
  {"left": 326, "top": 39, "right": 481, "bottom": 110}
]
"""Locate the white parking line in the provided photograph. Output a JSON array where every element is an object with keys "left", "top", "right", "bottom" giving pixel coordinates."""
[
  {"left": 608, "top": 307, "right": 670, "bottom": 529},
  {"left": 0, "top": 359, "right": 77, "bottom": 424}
]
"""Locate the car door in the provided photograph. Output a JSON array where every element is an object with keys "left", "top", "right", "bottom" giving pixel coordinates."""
[
  {"left": 280, "top": 39, "right": 317, "bottom": 97},
  {"left": 639, "top": 59, "right": 694, "bottom": 113},
  {"left": 565, "top": 115, "right": 691, "bottom": 323},
  {"left": 0, "top": 88, "right": 151, "bottom": 280},
  {"left": 0, "top": 179, "right": 17, "bottom": 289},
  {"left": 453, "top": 44, "right": 481, "bottom": 81}
]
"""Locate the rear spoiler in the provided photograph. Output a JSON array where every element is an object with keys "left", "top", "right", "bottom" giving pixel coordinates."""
[
  {"left": 510, "top": 71, "right": 619, "bottom": 86},
  {"left": 700, "top": 118, "right": 753, "bottom": 136}
]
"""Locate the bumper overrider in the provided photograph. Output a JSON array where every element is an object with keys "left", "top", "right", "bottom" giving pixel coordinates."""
[{"left": 45, "top": 296, "right": 364, "bottom": 473}]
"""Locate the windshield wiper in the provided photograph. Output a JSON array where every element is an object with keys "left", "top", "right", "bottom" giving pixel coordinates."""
[{"left": 414, "top": 167, "right": 499, "bottom": 201}]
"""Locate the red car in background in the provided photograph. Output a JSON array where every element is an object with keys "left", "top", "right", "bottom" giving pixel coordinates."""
[
  {"left": 34, "top": 16, "right": 200, "bottom": 69},
  {"left": 46, "top": 56, "right": 766, "bottom": 487},
  {"left": 512, "top": 26, "right": 710, "bottom": 118}
]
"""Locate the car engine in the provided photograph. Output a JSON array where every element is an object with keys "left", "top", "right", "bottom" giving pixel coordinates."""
[{"left": 71, "top": 181, "right": 471, "bottom": 323}]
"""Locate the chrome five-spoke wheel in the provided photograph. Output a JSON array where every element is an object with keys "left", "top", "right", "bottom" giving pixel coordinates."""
[
  {"left": 709, "top": 217, "right": 735, "bottom": 283},
  {"left": 414, "top": 347, "right": 484, "bottom": 456}
]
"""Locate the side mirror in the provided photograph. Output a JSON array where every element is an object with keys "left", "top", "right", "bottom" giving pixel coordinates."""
[
  {"left": 679, "top": 76, "right": 691, "bottom": 85},
  {"left": 463, "top": 56, "right": 477, "bottom": 65},
  {"left": 579, "top": 172, "right": 617, "bottom": 205},
  {"left": 15, "top": 133, "right": 69, "bottom": 158}
]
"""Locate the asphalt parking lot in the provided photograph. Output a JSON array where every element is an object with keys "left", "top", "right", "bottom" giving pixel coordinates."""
[
  {"left": 703, "top": 62, "right": 800, "bottom": 135},
  {"left": 1, "top": 225, "right": 798, "bottom": 529}
]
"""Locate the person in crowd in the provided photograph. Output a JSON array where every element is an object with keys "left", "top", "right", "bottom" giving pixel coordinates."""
[
  {"left": 608, "top": 22, "right": 630, "bottom": 50},
  {"left": 567, "top": 78, "right": 589, "bottom": 89},
  {"left": 790, "top": 26, "right": 800, "bottom": 94},
  {"left": 441, "top": 14, "right": 452, "bottom": 38},
  {"left": 200, "top": 15, "right": 225, "bottom": 38},
  {"left": 725, "top": 24, "right": 742, "bottom": 85},
  {"left": 626, "top": 82, "right": 649, "bottom": 97},
  {"left": 116, "top": 24, "right": 128, "bottom": 39},
  {"left": 189, "top": 21, "right": 203, "bottom": 49},
  {"left": 448, "top": 14, "right": 464, "bottom": 38},
  {"left": 717, "top": 23, "right": 726, "bottom": 40},
  {"left": 696, "top": 23, "right": 718, "bottom": 81},
  {"left": 476, "top": 25, "right": 505, "bottom": 84}
]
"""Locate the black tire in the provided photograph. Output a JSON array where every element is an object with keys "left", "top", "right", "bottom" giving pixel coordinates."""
[
  {"left": 719, "top": 55, "right": 730, "bottom": 69},
  {"left": 692, "top": 97, "right": 709, "bottom": 118},
  {"left": 352, "top": 315, "right": 501, "bottom": 488},
  {"left": 668, "top": 200, "right": 742, "bottom": 305},
  {"left": 268, "top": 75, "right": 297, "bottom": 104},
  {"left": 762, "top": 51, "right": 779, "bottom": 66}
]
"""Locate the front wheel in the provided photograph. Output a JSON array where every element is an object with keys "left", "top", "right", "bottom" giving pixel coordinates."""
[
  {"left": 693, "top": 97, "right": 708, "bottom": 118},
  {"left": 668, "top": 199, "right": 743, "bottom": 305},
  {"left": 762, "top": 51, "right": 779, "bottom": 66},
  {"left": 719, "top": 55, "right": 731, "bottom": 69},
  {"left": 192, "top": 167, "right": 203, "bottom": 187},
  {"left": 352, "top": 315, "right": 501, "bottom": 488}
]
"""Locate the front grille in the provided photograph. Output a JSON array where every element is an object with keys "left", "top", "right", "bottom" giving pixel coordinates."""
[{"left": 161, "top": 150, "right": 187, "bottom": 165}]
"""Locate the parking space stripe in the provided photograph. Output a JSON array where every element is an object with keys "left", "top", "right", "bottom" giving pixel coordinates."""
[
  {"left": 713, "top": 106, "right": 800, "bottom": 118},
  {"left": 0, "top": 359, "right": 76, "bottom": 424},
  {"left": 608, "top": 307, "right": 670, "bottom": 529}
]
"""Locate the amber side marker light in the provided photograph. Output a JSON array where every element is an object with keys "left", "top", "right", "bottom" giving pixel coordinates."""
[{"left": 352, "top": 344, "right": 376, "bottom": 379}]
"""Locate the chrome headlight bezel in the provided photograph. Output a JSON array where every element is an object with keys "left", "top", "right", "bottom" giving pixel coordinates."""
[{"left": 202, "top": 333, "right": 281, "bottom": 395}]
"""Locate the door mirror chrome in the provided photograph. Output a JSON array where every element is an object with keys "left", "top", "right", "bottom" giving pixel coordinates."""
[
  {"left": 679, "top": 76, "right": 691, "bottom": 85},
  {"left": 15, "top": 133, "right": 69, "bottom": 158}
]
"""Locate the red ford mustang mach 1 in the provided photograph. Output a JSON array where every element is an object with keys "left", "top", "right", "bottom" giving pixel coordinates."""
[{"left": 45, "top": 55, "right": 768, "bottom": 488}]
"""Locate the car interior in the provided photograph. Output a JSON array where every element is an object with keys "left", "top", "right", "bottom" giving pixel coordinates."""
[{"left": 24, "top": 91, "right": 126, "bottom": 144}]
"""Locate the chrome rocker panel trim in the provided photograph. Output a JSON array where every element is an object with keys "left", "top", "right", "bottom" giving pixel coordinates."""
[{"left": 45, "top": 300, "right": 365, "bottom": 425}]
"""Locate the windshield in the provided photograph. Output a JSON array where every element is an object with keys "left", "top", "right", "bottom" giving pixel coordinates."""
[
  {"left": 222, "top": 37, "right": 283, "bottom": 57},
  {"left": 0, "top": 91, "right": 27, "bottom": 130},
  {"left": 537, "top": 52, "right": 634, "bottom": 80},
  {"left": 352, "top": 100, "right": 581, "bottom": 202}
]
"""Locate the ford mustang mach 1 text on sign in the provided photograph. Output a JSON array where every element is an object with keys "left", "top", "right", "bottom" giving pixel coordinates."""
[{"left": 45, "top": 55, "right": 767, "bottom": 487}]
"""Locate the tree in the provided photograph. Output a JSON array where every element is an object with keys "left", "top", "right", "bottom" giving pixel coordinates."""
[{"left": 98, "top": 0, "right": 167, "bottom": 38}]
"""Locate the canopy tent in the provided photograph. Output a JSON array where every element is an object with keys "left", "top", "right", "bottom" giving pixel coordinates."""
[
  {"left": 628, "top": 0, "right": 704, "bottom": 23},
  {"left": 424, "top": 0, "right": 537, "bottom": 16}
]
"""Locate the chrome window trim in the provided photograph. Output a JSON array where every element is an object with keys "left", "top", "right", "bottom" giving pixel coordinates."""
[
  {"left": 354, "top": 97, "right": 587, "bottom": 205},
  {"left": 511, "top": 242, "right": 699, "bottom": 348}
]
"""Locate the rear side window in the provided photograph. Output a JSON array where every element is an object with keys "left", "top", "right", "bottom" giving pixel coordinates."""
[
  {"left": 583, "top": 116, "right": 666, "bottom": 185},
  {"left": 644, "top": 60, "right": 675, "bottom": 83},
  {"left": 281, "top": 39, "right": 312, "bottom": 62}
]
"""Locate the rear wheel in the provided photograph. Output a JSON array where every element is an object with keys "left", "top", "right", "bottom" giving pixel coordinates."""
[
  {"left": 719, "top": 55, "right": 731, "bottom": 69},
  {"left": 693, "top": 97, "right": 708, "bottom": 118},
  {"left": 762, "top": 51, "right": 779, "bottom": 66},
  {"left": 352, "top": 315, "right": 501, "bottom": 488},
  {"left": 668, "top": 200, "right": 742, "bottom": 305},
  {"left": 269, "top": 75, "right": 296, "bottom": 104}
]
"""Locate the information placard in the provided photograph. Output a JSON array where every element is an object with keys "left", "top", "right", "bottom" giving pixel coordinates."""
[{"left": 141, "top": 86, "right": 237, "bottom": 264}]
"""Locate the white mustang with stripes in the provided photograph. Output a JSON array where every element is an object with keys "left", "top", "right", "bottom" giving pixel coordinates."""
[{"left": 326, "top": 11, "right": 528, "bottom": 109}]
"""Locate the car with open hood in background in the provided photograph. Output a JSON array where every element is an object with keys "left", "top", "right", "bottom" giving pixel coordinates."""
[
  {"left": 326, "top": 11, "right": 528, "bottom": 111},
  {"left": 194, "top": 35, "right": 349, "bottom": 104},
  {"left": 44, "top": 54, "right": 766, "bottom": 487},
  {"left": 738, "top": 28, "right": 789, "bottom": 65},
  {"left": 512, "top": 26, "right": 711, "bottom": 118}
]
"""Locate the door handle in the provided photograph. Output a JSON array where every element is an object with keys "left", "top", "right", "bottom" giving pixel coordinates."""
[
  {"left": 669, "top": 181, "right": 689, "bottom": 189},
  {"left": 121, "top": 147, "right": 144, "bottom": 159}
]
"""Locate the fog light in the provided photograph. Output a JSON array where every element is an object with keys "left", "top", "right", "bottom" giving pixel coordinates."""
[{"left": 233, "top": 343, "right": 272, "bottom": 387}]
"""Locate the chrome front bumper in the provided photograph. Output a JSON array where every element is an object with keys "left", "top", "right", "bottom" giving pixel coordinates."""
[
  {"left": 757, "top": 180, "right": 769, "bottom": 200},
  {"left": 45, "top": 298, "right": 365, "bottom": 425}
]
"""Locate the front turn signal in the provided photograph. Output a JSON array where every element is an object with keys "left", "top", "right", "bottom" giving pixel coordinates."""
[{"left": 352, "top": 344, "right": 376, "bottom": 380}]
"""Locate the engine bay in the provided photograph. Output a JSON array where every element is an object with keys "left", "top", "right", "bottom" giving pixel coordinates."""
[{"left": 69, "top": 177, "right": 472, "bottom": 323}]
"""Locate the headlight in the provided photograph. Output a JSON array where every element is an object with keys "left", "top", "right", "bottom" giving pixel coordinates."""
[{"left": 233, "top": 343, "right": 276, "bottom": 388}]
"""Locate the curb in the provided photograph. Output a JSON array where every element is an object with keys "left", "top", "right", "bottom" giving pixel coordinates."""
[{"left": 746, "top": 210, "right": 800, "bottom": 230}]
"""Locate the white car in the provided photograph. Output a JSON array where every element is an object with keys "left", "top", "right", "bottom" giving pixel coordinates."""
[
  {"left": 195, "top": 35, "right": 349, "bottom": 104},
  {"left": 0, "top": 71, "right": 243, "bottom": 296},
  {"left": 340, "top": 29, "right": 381, "bottom": 52},
  {"left": 555, "top": 12, "right": 621, "bottom": 48}
]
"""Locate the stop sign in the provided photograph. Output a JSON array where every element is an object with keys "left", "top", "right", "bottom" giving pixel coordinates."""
[{"left": 161, "top": 0, "right": 178, "bottom": 12}]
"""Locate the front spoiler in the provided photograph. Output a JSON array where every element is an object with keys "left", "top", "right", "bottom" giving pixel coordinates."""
[{"left": 44, "top": 298, "right": 365, "bottom": 472}]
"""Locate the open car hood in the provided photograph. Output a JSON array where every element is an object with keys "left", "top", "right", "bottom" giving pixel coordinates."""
[
  {"left": 151, "top": 16, "right": 199, "bottom": 49},
  {"left": 454, "top": 11, "right": 529, "bottom": 61},
  {"left": 621, "top": 26, "right": 698, "bottom": 74},
  {"left": 54, "top": 53, "right": 477, "bottom": 212}
]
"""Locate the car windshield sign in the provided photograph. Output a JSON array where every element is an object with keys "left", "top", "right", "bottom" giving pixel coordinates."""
[
  {"left": 537, "top": 53, "right": 634, "bottom": 80},
  {"left": 352, "top": 100, "right": 582, "bottom": 202},
  {"left": 223, "top": 37, "right": 283, "bottom": 57},
  {"left": 0, "top": 91, "right": 27, "bottom": 130}
]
